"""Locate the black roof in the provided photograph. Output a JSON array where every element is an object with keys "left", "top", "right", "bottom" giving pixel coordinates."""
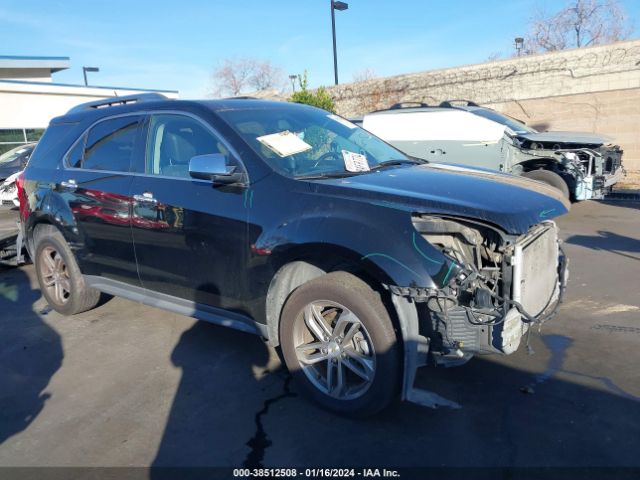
[{"left": 53, "top": 95, "right": 297, "bottom": 125}]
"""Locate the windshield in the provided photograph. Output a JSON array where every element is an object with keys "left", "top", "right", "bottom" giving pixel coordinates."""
[
  {"left": 216, "top": 103, "right": 414, "bottom": 178},
  {"left": 468, "top": 108, "right": 537, "bottom": 135},
  {"left": 0, "top": 144, "right": 32, "bottom": 165}
]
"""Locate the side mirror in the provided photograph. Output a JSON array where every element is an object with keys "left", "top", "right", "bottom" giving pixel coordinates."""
[{"left": 188, "top": 154, "right": 244, "bottom": 184}]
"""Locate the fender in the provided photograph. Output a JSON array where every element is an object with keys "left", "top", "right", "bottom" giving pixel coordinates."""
[
  {"left": 249, "top": 198, "right": 454, "bottom": 293},
  {"left": 24, "top": 182, "right": 81, "bottom": 255}
]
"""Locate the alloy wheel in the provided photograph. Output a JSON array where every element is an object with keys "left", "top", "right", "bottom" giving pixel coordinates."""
[
  {"left": 293, "top": 300, "right": 376, "bottom": 400},
  {"left": 39, "top": 246, "right": 71, "bottom": 305}
]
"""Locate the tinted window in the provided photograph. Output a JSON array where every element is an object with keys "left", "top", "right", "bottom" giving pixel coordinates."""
[
  {"left": 468, "top": 108, "right": 536, "bottom": 134},
  {"left": 83, "top": 116, "right": 142, "bottom": 172},
  {"left": 146, "top": 114, "right": 228, "bottom": 178}
]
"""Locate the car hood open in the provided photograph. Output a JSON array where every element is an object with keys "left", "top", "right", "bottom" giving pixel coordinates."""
[{"left": 311, "top": 163, "right": 570, "bottom": 235}]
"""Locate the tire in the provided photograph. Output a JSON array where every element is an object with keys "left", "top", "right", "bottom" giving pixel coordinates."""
[
  {"left": 522, "top": 169, "right": 570, "bottom": 199},
  {"left": 279, "top": 271, "right": 400, "bottom": 417},
  {"left": 33, "top": 224, "right": 100, "bottom": 316}
]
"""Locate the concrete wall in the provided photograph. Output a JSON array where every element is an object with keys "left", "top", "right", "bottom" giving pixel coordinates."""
[
  {"left": 0, "top": 80, "right": 179, "bottom": 129},
  {"left": 489, "top": 89, "right": 640, "bottom": 176},
  {"left": 327, "top": 39, "right": 640, "bottom": 174}
]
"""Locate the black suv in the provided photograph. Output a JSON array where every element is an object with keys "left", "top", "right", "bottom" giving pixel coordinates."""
[{"left": 21, "top": 94, "right": 568, "bottom": 415}]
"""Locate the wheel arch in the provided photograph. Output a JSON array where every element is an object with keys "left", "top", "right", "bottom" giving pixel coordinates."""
[
  {"left": 264, "top": 244, "right": 398, "bottom": 347},
  {"left": 516, "top": 156, "right": 564, "bottom": 173},
  {"left": 25, "top": 215, "right": 56, "bottom": 259}
]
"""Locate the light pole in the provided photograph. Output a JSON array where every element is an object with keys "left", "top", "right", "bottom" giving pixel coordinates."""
[
  {"left": 331, "top": 0, "right": 348, "bottom": 85},
  {"left": 83, "top": 66, "right": 100, "bottom": 86},
  {"left": 514, "top": 37, "right": 524, "bottom": 57},
  {"left": 289, "top": 74, "right": 299, "bottom": 92}
]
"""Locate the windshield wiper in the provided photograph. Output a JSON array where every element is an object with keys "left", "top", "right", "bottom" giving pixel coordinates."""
[
  {"left": 295, "top": 171, "right": 363, "bottom": 180},
  {"left": 296, "top": 158, "right": 426, "bottom": 180},
  {"left": 368, "top": 158, "right": 425, "bottom": 172}
]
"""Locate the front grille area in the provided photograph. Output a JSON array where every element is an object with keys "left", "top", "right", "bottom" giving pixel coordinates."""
[{"left": 512, "top": 224, "right": 559, "bottom": 317}]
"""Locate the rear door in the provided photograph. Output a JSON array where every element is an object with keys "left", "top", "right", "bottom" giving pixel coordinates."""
[
  {"left": 129, "top": 112, "right": 249, "bottom": 311},
  {"left": 60, "top": 114, "right": 143, "bottom": 284}
]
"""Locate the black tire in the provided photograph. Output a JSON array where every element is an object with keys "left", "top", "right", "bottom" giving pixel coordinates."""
[
  {"left": 522, "top": 169, "right": 570, "bottom": 198},
  {"left": 33, "top": 224, "right": 100, "bottom": 316},
  {"left": 279, "top": 271, "right": 400, "bottom": 417}
]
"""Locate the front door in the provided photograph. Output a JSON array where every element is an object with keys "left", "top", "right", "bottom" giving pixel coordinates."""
[{"left": 129, "top": 113, "right": 249, "bottom": 312}]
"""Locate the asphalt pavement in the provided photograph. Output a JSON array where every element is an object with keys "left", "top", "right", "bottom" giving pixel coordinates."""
[{"left": 0, "top": 200, "right": 638, "bottom": 470}]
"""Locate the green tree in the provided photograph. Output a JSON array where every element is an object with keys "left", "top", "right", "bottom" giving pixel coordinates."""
[{"left": 290, "top": 71, "right": 336, "bottom": 113}]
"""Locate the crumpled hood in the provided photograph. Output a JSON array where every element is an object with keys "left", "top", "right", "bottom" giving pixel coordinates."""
[
  {"left": 516, "top": 131, "right": 611, "bottom": 145},
  {"left": 312, "top": 163, "right": 570, "bottom": 235}
]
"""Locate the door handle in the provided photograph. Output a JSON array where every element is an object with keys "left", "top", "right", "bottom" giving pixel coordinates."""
[
  {"left": 133, "top": 192, "right": 158, "bottom": 204},
  {"left": 60, "top": 179, "right": 77, "bottom": 191}
]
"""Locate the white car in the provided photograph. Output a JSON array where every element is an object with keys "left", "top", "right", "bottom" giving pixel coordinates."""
[
  {"left": 0, "top": 171, "right": 21, "bottom": 207},
  {"left": 357, "top": 102, "right": 624, "bottom": 200}
]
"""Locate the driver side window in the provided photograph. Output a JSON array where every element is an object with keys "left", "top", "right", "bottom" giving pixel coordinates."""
[{"left": 146, "top": 114, "right": 229, "bottom": 179}]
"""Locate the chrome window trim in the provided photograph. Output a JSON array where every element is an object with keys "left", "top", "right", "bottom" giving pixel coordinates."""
[{"left": 61, "top": 110, "right": 248, "bottom": 182}]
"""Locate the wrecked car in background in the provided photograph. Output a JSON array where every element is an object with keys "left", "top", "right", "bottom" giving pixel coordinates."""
[
  {"left": 0, "top": 143, "right": 35, "bottom": 181},
  {"left": 0, "top": 171, "right": 22, "bottom": 207},
  {"left": 359, "top": 101, "right": 624, "bottom": 200},
  {"left": 22, "top": 95, "right": 568, "bottom": 415}
]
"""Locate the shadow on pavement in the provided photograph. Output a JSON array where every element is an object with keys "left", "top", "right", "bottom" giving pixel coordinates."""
[
  {"left": 152, "top": 321, "right": 274, "bottom": 468},
  {"left": 0, "top": 267, "right": 62, "bottom": 444},
  {"left": 566, "top": 230, "right": 640, "bottom": 261},
  {"left": 150, "top": 317, "right": 640, "bottom": 468},
  {"left": 596, "top": 200, "right": 640, "bottom": 212}
]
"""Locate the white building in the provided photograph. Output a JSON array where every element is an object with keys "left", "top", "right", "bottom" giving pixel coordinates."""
[{"left": 0, "top": 55, "right": 178, "bottom": 154}]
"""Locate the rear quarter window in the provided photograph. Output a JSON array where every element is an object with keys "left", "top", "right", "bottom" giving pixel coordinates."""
[{"left": 82, "top": 116, "right": 142, "bottom": 172}]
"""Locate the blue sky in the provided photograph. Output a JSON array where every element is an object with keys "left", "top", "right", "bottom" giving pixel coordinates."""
[{"left": 1, "top": 0, "right": 639, "bottom": 98}]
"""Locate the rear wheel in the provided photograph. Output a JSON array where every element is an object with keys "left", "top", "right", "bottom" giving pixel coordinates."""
[
  {"left": 522, "top": 169, "right": 570, "bottom": 198},
  {"left": 279, "top": 271, "right": 400, "bottom": 417},
  {"left": 34, "top": 225, "right": 100, "bottom": 316}
]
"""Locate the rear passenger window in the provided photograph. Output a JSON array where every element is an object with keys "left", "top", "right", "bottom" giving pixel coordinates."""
[{"left": 82, "top": 116, "right": 142, "bottom": 172}]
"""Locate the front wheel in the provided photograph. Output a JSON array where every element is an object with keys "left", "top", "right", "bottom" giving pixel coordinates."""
[
  {"left": 522, "top": 169, "right": 570, "bottom": 198},
  {"left": 279, "top": 272, "right": 400, "bottom": 417}
]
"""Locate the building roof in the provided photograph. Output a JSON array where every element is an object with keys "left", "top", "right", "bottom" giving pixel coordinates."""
[
  {"left": 0, "top": 78, "right": 178, "bottom": 94},
  {"left": 0, "top": 55, "right": 71, "bottom": 73}
]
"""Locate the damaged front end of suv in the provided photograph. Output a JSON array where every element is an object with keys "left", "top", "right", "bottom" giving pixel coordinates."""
[
  {"left": 413, "top": 215, "right": 566, "bottom": 359},
  {"left": 510, "top": 132, "right": 625, "bottom": 201},
  {"left": 389, "top": 212, "right": 568, "bottom": 408}
]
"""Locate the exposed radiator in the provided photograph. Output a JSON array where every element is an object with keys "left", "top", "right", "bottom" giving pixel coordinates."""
[{"left": 512, "top": 223, "right": 559, "bottom": 317}]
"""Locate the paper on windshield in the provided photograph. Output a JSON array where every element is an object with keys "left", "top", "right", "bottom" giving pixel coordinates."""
[
  {"left": 328, "top": 114, "right": 357, "bottom": 129},
  {"left": 342, "top": 150, "right": 370, "bottom": 172},
  {"left": 257, "top": 131, "right": 312, "bottom": 157}
]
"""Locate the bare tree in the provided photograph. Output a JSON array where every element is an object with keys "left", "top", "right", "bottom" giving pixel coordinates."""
[
  {"left": 211, "top": 58, "right": 284, "bottom": 97},
  {"left": 524, "top": 0, "right": 632, "bottom": 54},
  {"left": 248, "top": 60, "right": 285, "bottom": 91},
  {"left": 351, "top": 68, "right": 377, "bottom": 83}
]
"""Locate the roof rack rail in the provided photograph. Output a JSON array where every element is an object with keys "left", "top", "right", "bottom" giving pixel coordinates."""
[
  {"left": 439, "top": 99, "right": 479, "bottom": 108},
  {"left": 66, "top": 93, "right": 169, "bottom": 114},
  {"left": 369, "top": 101, "right": 431, "bottom": 114},
  {"left": 388, "top": 101, "right": 431, "bottom": 110}
]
